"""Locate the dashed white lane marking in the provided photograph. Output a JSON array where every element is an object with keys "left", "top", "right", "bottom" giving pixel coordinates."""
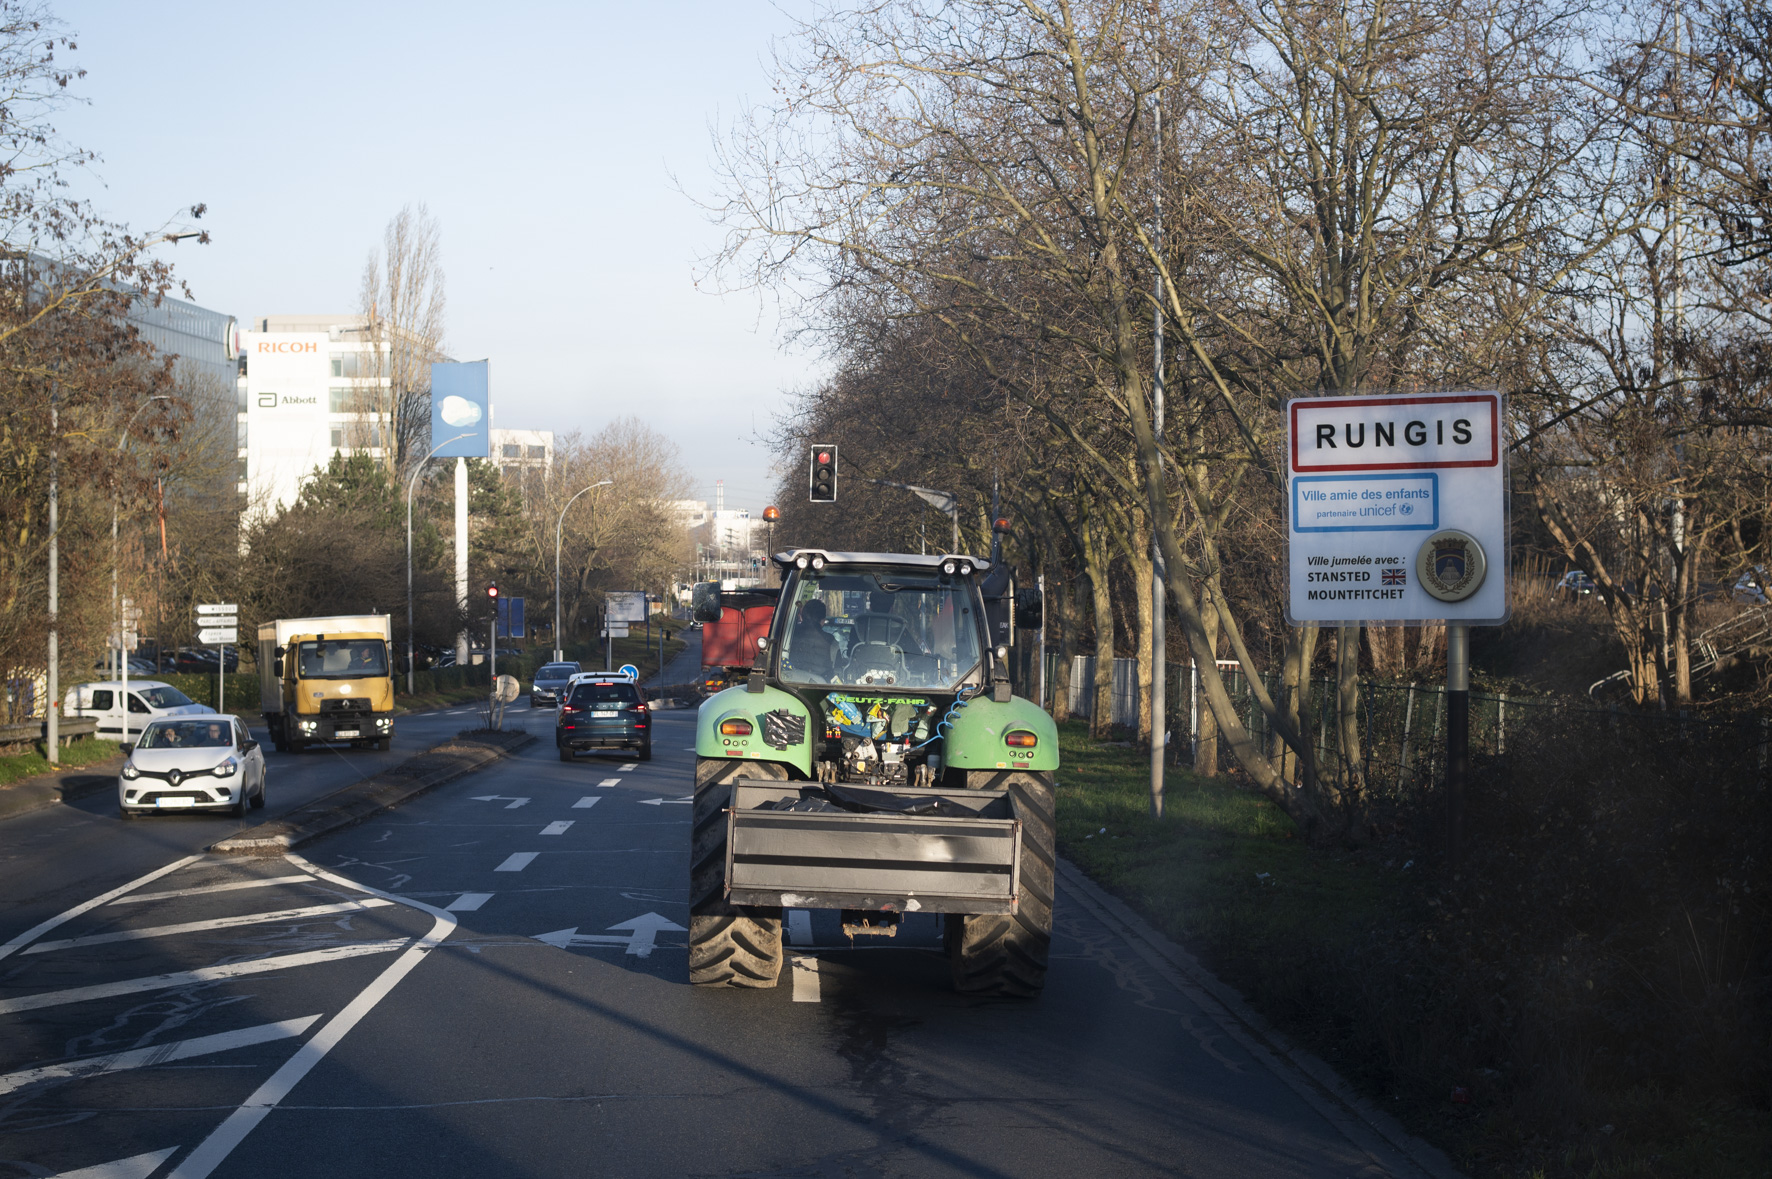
[
  {"left": 0, "top": 1015, "right": 322, "bottom": 1097},
  {"left": 24, "top": 900, "right": 394, "bottom": 954},
  {"left": 111, "top": 874, "right": 313, "bottom": 905},
  {"left": 791, "top": 956, "right": 821, "bottom": 1002},
  {"left": 540, "top": 821, "right": 574, "bottom": 836},
  {"left": 620, "top": 762, "right": 638, "bottom": 770},
  {"left": 597, "top": 777, "right": 622, "bottom": 787},
  {"left": 495, "top": 852, "right": 538, "bottom": 872},
  {"left": 786, "top": 910, "right": 813, "bottom": 945},
  {"left": 51, "top": 1147, "right": 178, "bottom": 1178},
  {"left": 571, "top": 796, "right": 601, "bottom": 809},
  {"left": 167, "top": 856, "right": 459, "bottom": 1179},
  {"left": 0, "top": 941, "right": 408, "bottom": 1016},
  {"left": 446, "top": 893, "right": 493, "bottom": 911},
  {"left": 0, "top": 854, "right": 202, "bottom": 963}
]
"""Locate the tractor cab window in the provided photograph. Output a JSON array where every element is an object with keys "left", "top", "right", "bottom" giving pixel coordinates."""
[
  {"left": 297, "top": 640, "right": 388, "bottom": 679},
  {"left": 778, "top": 570, "right": 981, "bottom": 690}
]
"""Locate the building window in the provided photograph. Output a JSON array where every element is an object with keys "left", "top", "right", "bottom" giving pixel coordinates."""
[
  {"left": 330, "top": 428, "right": 343, "bottom": 449},
  {"left": 501, "top": 465, "right": 518, "bottom": 480},
  {"left": 526, "top": 445, "right": 546, "bottom": 459},
  {"left": 501, "top": 444, "right": 521, "bottom": 458},
  {"left": 329, "top": 387, "right": 369, "bottom": 412},
  {"left": 329, "top": 353, "right": 366, "bottom": 378}
]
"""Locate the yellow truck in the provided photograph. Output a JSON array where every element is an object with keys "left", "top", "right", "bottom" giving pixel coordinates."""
[{"left": 257, "top": 615, "right": 396, "bottom": 753}]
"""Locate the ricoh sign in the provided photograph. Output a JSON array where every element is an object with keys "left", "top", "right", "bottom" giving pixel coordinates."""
[{"left": 1286, "top": 393, "right": 1507, "bottom": 625}]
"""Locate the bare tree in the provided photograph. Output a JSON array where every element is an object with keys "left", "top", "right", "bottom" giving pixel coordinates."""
[{"left": 359, "top": 203, "right": 447, "bottom": 480}]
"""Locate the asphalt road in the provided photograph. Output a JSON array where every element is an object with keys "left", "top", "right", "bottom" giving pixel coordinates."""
[{"left": 0, "top": 706, "right": 1438, "bottom": 1179}]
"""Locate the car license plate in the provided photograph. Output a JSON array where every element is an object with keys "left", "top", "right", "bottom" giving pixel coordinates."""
[
  {"left": 591, "top": 710, "right": 619, "bottom": 718},
  {"left": 156, "top": 797, "right": 196, "bottom": 808},
  {"left": 336, "top": 728, "right": 360, "bottom": 738}
]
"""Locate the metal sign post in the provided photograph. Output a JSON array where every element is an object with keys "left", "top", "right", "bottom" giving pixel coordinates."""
[
  {"left": 1284, "top": 393, "right": 1506, "bottom": 870},
  {"left": 196, "top": 603, "right": 238, "bottom": 715}
]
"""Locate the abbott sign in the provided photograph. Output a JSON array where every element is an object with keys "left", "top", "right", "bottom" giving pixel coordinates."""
[{"left": 1286, "top": 392, "right": 1507, "bottom": 625}]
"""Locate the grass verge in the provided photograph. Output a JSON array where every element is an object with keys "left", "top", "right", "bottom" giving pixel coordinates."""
[
  {"left": 0, "top": 737, "right": 123, "bottom": 788},
  {"left": 1053, "top": 721, "right": 1770, "bottom": 1179}
]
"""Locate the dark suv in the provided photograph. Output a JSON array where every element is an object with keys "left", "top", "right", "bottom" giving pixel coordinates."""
[{"left": 557, "top": 679, "right": 651, "bottom": 762}]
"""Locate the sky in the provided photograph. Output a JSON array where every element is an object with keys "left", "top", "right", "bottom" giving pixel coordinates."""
[{"left": 56, "top": 0, "right": 824, "bottom": 514}]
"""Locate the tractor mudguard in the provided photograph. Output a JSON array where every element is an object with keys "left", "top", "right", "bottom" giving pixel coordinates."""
[
  {"left": 695, "top": 684, "right": 815, "bottom": 778},
  {"left": 941, "top": 693, "right": 1060, "bottom": 773}
]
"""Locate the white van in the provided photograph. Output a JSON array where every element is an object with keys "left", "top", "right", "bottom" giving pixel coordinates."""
[{"left": 64, "top": 680, "right": 214, "bottom": 742}]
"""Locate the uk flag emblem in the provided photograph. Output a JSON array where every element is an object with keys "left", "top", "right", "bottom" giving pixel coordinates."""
[{"left": 1382, "top": 568, "right": 1407, "bottom": 586}]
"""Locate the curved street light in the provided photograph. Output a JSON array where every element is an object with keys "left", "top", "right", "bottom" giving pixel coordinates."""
[
  {"left": 406, "top": 434, "right": 472, "bottom": 693},
  {"left": 555, "top": 481, "right": 613, "bottom": 660}
]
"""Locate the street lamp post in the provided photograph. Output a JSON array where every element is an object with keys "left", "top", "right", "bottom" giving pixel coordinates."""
[
  {"left": 112, "top": 396, "right": 171, "bottom": 734},
  {"left": 406, "top": 434, "right": 472, "bottom": 694},
  {"left": 555, "top": 481, "right": 613, "bottom": 661}
]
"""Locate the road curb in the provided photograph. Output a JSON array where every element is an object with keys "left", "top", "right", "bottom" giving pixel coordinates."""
[
  {"left": 0, "top": 758, "right": 124, "bottom": 822},
  {"left": 1056, "top": 859, "right": 1466, "bottom": 1179},
  {"left": 211, "top": 731, "right": 538, "bottom": 855}
]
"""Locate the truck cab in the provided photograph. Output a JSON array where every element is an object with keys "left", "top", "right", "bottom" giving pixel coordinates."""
[{"left": 258, "top": 616, "right": 396, "bottom": 752}]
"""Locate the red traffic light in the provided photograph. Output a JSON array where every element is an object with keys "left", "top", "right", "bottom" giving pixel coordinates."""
[
  {"left": 486, "top": 582, "right": 500, "bottom": 599},
  {"left": 815, "top": 451, "right": 831, "bottom": 466}
]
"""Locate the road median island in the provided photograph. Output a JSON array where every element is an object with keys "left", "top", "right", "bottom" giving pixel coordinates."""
[{"left": 212, "top": 729, "right": 536, "bottom": 855}]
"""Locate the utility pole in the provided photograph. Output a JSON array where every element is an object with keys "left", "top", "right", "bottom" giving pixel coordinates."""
[
  {"left": 46, "top": 381, "right": 59, "bottom": 763},
  {"left": 1150, "top": 87, "right": 1167, "bottom": 819},
  {"left": 454, "top": 457, "right": 469, "bottom": 668}
]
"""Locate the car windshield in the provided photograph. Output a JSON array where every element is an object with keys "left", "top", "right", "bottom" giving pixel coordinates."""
[
  {"left": 777, "top": 570, "right": 982, "bottom": 690},
  {"left": 297, "top": 640, "right": 388, "bottom": 679},
  {"left": 138, "top": 720, "right": 233, "bottom": 749},
  {"left": 538, "top": 664, "right": 580, "bottom": 678},
  {"left": 134, "top": 686, "right": 195, "bottom": 709},
  {"left": 567, "top": 683, "right": 639, "bottom": 706}
]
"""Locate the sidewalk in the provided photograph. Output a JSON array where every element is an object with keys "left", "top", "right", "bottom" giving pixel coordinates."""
[
  {"left": 645, "top": 629, "right": 703, "bottom": 688},
  {"left": 0, "top": 758, "right": 122, "bottom": 822}
]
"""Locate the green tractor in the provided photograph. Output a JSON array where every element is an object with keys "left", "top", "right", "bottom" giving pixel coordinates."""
[{"left": 690, "top": 549, "right": 1055, "bottom": 996}]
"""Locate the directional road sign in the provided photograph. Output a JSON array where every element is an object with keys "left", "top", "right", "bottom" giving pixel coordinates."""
[
  {"left": 196, "top": 603, "right": 238, "bottom": 617},
  {"left": 198, "top": 627, "right": 238, "bottom": 645}
]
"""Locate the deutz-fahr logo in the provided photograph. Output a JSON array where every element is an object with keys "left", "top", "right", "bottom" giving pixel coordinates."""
[{"left": 1416, "top": 529, "right": 1486, "bottom": 602}]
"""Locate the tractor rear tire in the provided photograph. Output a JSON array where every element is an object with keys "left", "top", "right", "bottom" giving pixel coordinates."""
[
  {"left": 689, "top": 756, "right": 786, "bottom": 987},
  {"left": 947, "top": 770, "right": 1055, "bottom": 998}
]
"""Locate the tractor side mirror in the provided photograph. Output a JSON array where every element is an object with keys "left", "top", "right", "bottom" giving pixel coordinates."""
[
  {"left": 272, "top": 659, "right": 283, "bottom": 678},
  {"left": 1014, "top": 587, "right": 1044, "bottom": 630},
  {"left": 691, "top": 582, "right": 723, "bottom": 623}
]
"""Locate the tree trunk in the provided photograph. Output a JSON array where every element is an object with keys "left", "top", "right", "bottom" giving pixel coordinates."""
[
  {"left": 1086, "top": 523, "right": 1116, "bottom": 739},
  {"left": 1194, "top": 579, "right": 1220, "bottom": 775},
  {"left": 1130, "top": 522, "right": 1154, "bottom": 745}
]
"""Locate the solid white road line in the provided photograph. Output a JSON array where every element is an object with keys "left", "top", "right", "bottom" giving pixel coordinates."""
[
  {"left": 571, "top": 796, "right": 601, "bottom": 809},
  {"left": 787, "top": 909, "right": 813, "bottom": 945},
  {"left": 24, "top": 900, "right": 394, "bottom": 954},
  {"left": 0, "top": 1016, "right": 322, "bottom": 1096},
  {"left": 50, "top": 1147, "right": 179, "bottom": 1179},
  {"left": 494, "top": 852, "right": 538, "bottom": 872},
  {"left": 167, "top": 856, "right": 459, "bottom": 1179},
  {"left": 597, "top": 777, "right": 622, "bottom": 787},
  {"left": 111, "top": 874, "right": 315, "bottom": 905},
  {"left": 446, "top": 893, "right": 493, "bottom": 911},
  {"left": 620, "top": 762, "right": 638, "bottom": 770},
  {"left": 0, "top": 941, "right": 408, "bottom": 1016},
  {"left": 791, "top": 955, "right": 821, "bottom": 1002},
  {"left": 540, "top": 821, "right": 574, "bottom": 836},
  {"left": 0, "top": 854, "right": 203, "bottom": 963}
]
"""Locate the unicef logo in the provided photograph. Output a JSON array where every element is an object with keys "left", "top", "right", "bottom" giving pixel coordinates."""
[{"left": 1399, "top": 503, "right": 1413, "bottom": 516}]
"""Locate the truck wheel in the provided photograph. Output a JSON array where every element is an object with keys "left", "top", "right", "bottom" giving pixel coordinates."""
[
  {"left": 689, "top": 757, "right": 786, "bottom": 987},
  {"left": 947, "top": 770, "right": 1055, "bottom": 998}
]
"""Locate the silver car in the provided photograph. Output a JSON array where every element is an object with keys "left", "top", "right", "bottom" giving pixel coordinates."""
[
  {"left": 529, "top": 661, "right": 582, "bottom": 708},
  {"left": 119, "top": 715, "right": 267, "bottom": 819}
]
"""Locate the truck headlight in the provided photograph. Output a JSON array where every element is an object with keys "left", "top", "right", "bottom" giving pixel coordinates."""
[
  {"left": 121, "top": 762, "right": 139, "bottom": 780},
  {"left": 213, "top": 758, "right": 239, "bottom": 777},
  {"left": 376, "top": 717, "right": 391, "bottom": 729}
]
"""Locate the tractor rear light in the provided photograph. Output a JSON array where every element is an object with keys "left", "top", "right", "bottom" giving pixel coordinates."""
[
  {"left": 1004, "top": 731, "right": 1038, "bottom": 748},
  {"left": 720, "top": 719, "right": 753, "bottom": 737}
]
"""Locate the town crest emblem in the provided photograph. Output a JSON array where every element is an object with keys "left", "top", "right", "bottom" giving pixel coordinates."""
[{"left": 1416, "top": 529, "right": 1487, "bottom": 602}]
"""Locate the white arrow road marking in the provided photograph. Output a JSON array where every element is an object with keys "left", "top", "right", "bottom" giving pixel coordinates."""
[
  {"left": 49, "top": 1147, "right": 178, "bottom": 1179},
  {"left": 445, "top": 893, "right": 492, "bottom": 911},
  {"left": 638, "top": 795, "right": 694, "bottom": 806},
  {"left": 470, "top": 795, "right": 530, "bottom": 809},
  {"left": 164, "top": 855, "right": 459, "bottom": 1179},
  {"left": 597, "top": 777, "right": 622, "bottom": 787},
  {"left": 0, "top": 941, "right": 408, "bottom": 1015},
  {"left": 494, "top": 852, "right": 537, "bottom": 872},
  {"left": 539, "top": 821, "right": 574, "bottom": 836},
  {"left": 791, "top": 956, "right": 821, "bottom": 1002},
  {"left": 619, "top": 762, "right": 638, "bottom": 770},
  {"left": 0, "top": 1016, "right": 322, "bottom": 1097},
  {"left": 533, "top": 912, "right": 687, "bottom": 957},
  {"left": 571, "top": 796, "right": 601, "bottom": 809},
  {"left": 0, "top": 854, "right": 202, "bottom": 962},
  {"left": 25, "top": 900, "right": 395, "bottom": 954},
  {"left": 787, "top": 910, "right": 813, "bottom": 945},
  {"left": 111, "top": 874, "right": 314, "bottom": 905}
]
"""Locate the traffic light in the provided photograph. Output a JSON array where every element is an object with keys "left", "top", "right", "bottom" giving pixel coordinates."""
[
  {"left": 809, "top": 444, "right": 836, "bottom": 502},
  {"left": 486, "top": 582, "right": 500, "bottom": 600}
]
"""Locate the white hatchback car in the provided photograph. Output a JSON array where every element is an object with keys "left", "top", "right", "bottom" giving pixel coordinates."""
[{"left": 118, "top": 715, "right": 267, "bottom": 819}]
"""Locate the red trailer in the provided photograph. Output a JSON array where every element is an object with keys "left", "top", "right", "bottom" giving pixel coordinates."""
[{"left": 698, "top": 588, "right": 778, "bottom": 689}]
